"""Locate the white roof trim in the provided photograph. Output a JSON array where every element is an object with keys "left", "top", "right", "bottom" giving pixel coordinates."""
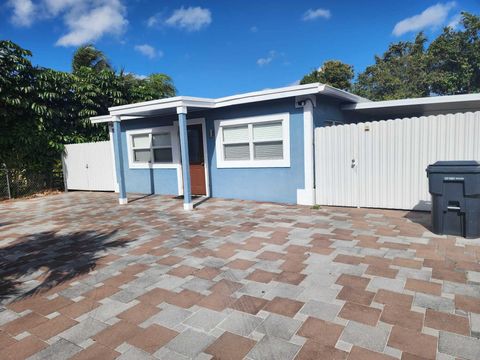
[
  {"left": 342, "top": 93, "right": 480, "bottom": 111},
  {"left": 91, "top": 83, "right": 370, "bottom": 122},
  {"left": 90, "top": 115, "right": 112, "bottom": 124},
  {"left": 108, "top": 96, "right": 216, "bottom": 114}
]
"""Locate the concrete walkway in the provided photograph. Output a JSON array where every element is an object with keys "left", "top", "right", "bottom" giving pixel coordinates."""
[{"left": 0, "top": 192, "right": 479, "bottom": 359}]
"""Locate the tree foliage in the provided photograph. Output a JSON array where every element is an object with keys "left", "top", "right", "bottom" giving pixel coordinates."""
[
  {"left": 0, "top": 40, "right": 176, "bottom": 175},
  {"left": 354, "top": 33, "right": 430, "bottom": 100},
  {"left": 120, "top": 72, "right": 177, "bottom": 103},
  {"left": 428, "top": 12, "right": 480, "bottom": 95},
  {"left": 0, "top": 41, "right": 37, "bottom": 171},
  {"left": 72, "top": 44, "right": 112, "bottom": 73},
  {"left": 301, "top": 12, "right": 480, "bottom": 100},
  {"left": 300, "top": 60, "right": 354, "bottom": 91}
]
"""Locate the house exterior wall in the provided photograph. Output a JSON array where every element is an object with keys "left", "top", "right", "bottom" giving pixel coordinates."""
[
  {"left": 115, "top": 95, "right": 355, "bottom": 204},
  {"left": 313, "top": 94, "right": 369, "bottom": 127},
  {"left": 120, "top": 117, "right": 180, "bottom": 196},
  {"left": 201, "top": 98, "right": 305, "bottom": 204},
  {"left": 313, "top": 95, "right": 347, "bottom": 127}
]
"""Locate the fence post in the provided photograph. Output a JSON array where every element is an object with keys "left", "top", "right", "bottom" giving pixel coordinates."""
[
  {"left": 61, "top": 152, "right": 68, "bottom": 193},
  {"left": 4, "top": 166, "right": 11, "bottom": 199}
]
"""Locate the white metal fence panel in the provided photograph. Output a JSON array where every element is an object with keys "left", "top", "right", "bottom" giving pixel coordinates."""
[
  {"left": 316, "top": 123, "right": 358, "bottom": 207},
  {"left": 63, "top": 141, "right": 115, "bottom": 191},
  {"left": 315, "top": 112, "right": 480, "bottom": 210}
]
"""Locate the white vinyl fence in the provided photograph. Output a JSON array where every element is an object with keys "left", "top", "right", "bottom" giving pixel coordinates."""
[
  {"left": 63, "top": 141, "right": 116, "bottom": 191},
  {"left": 315, "top": 112, "right": 480, "bottom": 210}
]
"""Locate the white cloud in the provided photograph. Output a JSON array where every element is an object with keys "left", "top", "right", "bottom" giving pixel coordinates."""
[
  {"left": 7, "top": 0, "right": 36, "bottom": 27},
  {"left": 447, "top": 13, "right": 462, "bottom": 29},
  {"left": 257, "top": 50, "right": 276, "bottom": 67},
  {"left": 165, "top": 6, "right": 211, "bottom": 31},
  {"left": 43, "top": 0, "right": 77, "bottom": 16},
  {"left": 134, "top": 44, "right": 162, "bottom": 59},
  {"left": 147, "top": 14, "right": 159, "bottom": 27},
  {"left": 393, "top": 2, "right": 456, "bottom": 36},
  {"left": 6, "top": 0, "right": 128, "bottom": 46},
  {"left": 302, "top": 8, "right": 331, "bottom": 21},
  {"left": 56, "top": 0, "right": 127, "bottom": 46}
]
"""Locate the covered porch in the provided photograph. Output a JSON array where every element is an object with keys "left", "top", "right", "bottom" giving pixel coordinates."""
[{"left": 92, "top": 98, "right": 216, "bottom": 210}]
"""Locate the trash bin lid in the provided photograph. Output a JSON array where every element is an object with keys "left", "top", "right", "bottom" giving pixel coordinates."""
[{"left": 427, "top": 160, "right": 480, "bottom": 173}]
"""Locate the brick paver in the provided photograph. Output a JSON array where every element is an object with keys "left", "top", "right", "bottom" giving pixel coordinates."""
[{"left": 1, "top": 192, "right": 480, "bottom": 359}]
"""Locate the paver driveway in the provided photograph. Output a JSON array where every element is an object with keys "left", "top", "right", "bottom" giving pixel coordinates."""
[{"left": 0, "top": 192, "right": 480, "bottom": 360}]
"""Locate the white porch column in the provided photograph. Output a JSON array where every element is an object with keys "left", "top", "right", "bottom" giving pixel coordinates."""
[
  {"left": 112, "top": 116, "right": 128, "bottom": 204},
  {"left": 296, "top": 96, "right": 316, "bottom": 205},
  {"left": 177, "top": 106, "right": 193, "bottom": 210}
]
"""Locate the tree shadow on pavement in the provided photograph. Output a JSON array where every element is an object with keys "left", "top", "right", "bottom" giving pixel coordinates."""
[{"left": 0, "top": 230, "right": 130, "bottom": 304}]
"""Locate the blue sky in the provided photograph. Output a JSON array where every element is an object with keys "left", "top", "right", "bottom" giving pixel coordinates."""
[{"left": 2, "top": 1, "right": 480, "bottom": 97}]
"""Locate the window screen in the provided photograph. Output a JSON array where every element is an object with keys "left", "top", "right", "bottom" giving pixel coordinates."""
[
  {"left": 217, "top": 117, "right": 288, "bottom": 166},
  {"left": 253, "top": 122, "right": 282, "bottom": 141},
  {"left": 133, "top": 149, "right": 151, "bottom": 162},
  {"left": 254, "top": 141, "right": 283, "bottom": 160},
  {"left": 153, "top": 148, "right": 173, "bottom": 163},
  {"left": 222, "top": 125, "right": 250, "bottom": 161},
  {"left": 132, "top": 134, "right": 150, "bottom": 148},
  {"left": 224, "top": 144, "right": 250, "bottom": 160},
  {"left": 130, "top": 130, "right": 173, "bottom": 164},
  {"left": 223, "top": 125, "right": 249, "bottom": 143}
]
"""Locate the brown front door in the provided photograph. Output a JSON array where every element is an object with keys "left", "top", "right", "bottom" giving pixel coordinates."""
[{"left": 187, "top": 124, "right": 206, "bottom": 195}]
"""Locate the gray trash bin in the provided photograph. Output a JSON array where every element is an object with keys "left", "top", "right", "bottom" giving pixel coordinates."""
[{"left": 426, "top": 161, "right": 480, "bottom": 238}]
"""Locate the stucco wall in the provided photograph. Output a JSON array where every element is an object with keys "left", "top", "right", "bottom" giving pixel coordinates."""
[
  {"left": 120, "top": 117, "right": 180, "bottom": 196},
  {"left": 202, "top": 98, "right": 305, "bottom": 204},
  {"left": 115, "top": 95, "right": 355, "bottom": 204}
]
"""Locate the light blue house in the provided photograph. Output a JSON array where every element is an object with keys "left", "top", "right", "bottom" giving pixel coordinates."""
[
  {"left": 90, "top": 83, "right": 480, "bottom": 210},
  {"left": 91, "top": 83, "right": 364, "bottom": 209}
]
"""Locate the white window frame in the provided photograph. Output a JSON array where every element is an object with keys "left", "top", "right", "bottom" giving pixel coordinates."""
[
  {"left": 215, "top": 113, "right": 290, "bottom": 168},
  {"left": 126, "top": 125, "right": 180, "bottom": 169}
]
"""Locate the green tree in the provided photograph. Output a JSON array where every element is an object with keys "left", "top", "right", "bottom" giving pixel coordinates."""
[
  {"left": 0, "top": 40, "right": 36, "bottom": 170},
  {"left": 1, "top": 40, "right": 177, "bottom": 179},
  {"left": 300, "top": 60, "right": 354, "bottom": 91},
  {"left": 354, "top": 33, "right": 430, "bottom": 100},
  {"left": 124, "top": 73, "right": 176, "bottom": 102},
  {"left": 143, "top": 73, "right": 176, "bottom": 99},
  {"left": 428, "top": 12, "right": 480, "bottom": 95},
  {"left": 72, "top": 44, "right": 112, "bottom": 73}
]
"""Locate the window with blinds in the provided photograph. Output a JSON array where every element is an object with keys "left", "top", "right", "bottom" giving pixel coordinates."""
[
  {"left": 252, "top": 122, "right": 283, "bottom": 160},
  {"left": 130, "top": 131, "right": 173, "bottom": 164},
  {"left": 216, "top": 114, "right": 290, "bottom": 168},
  {"left": 221, "top": 121, "right": 284, "bottom": 161},
  {"left": 222, "top": 125, "right": 250, "bottom": 161}
]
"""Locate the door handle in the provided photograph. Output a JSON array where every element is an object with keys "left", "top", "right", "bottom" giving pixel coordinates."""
[{"left": 351, "top": 159, "right": 356, "bottom": 168}]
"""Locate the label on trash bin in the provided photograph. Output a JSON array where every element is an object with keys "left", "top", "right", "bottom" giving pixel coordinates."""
[{"left": 444, "top": 177, "right": 464, "bottom": 181}]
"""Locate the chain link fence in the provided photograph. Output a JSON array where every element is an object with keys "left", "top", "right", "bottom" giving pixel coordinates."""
[{"left": 0, "top": 166, "right": 64, "bottom": 201}]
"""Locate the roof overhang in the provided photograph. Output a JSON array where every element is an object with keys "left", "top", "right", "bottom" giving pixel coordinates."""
[
  {"left": 90, "top": 83, "right": 369, "bottom": 123},
  {"left": 341, "top": 93, "right": 480, "bottom": 116}
]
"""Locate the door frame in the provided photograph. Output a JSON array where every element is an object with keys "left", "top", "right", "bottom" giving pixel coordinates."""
[{"left": 178, "top": 117, "right": 210, "bottom": 198}]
